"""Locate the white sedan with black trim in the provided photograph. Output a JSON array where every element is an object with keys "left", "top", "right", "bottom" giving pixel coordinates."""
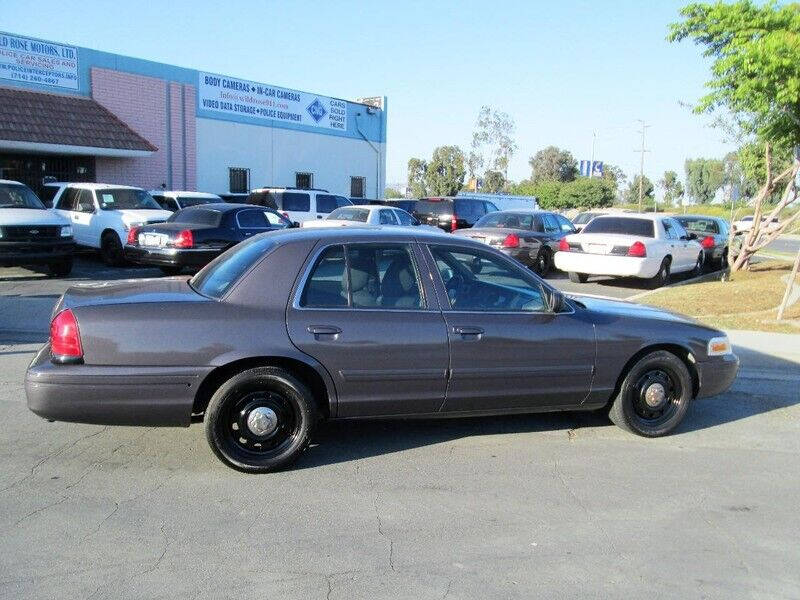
[{"left": 554, "top": 214, "right": 704, "bottom": 289}]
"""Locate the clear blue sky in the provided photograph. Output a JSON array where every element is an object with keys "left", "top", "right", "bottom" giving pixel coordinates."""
[{"left": 3, "top": 0, "right": 734, "bottom": 192}]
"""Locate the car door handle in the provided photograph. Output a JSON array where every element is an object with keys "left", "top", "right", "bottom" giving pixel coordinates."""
[
  {"left": 452, "top": 325, "right": 484, "bottom": 338},
  {"left": 307, "top": 325, "right": 342, "bottom": 338}
]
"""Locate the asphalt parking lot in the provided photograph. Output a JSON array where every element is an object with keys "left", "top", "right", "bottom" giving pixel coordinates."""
[{"left": 1, "top": 254, "right": 800, "bottom": 599}]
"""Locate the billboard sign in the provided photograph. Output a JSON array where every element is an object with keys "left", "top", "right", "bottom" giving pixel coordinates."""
[
  {"left": 580, "top": 160, "right": 604, "bottom": 177},
  {"left": 198, "top": 72, "right": 347, "bottom": 131},
  {"left": 0, "top": 33, "right": 78, "bottom": 90}
]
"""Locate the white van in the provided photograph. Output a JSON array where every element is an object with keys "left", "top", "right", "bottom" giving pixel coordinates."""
[
  {"left": 0, "top": 180, "right": 74, "bottom": 276},
  {"left": 52, "top": 183, "right": 172, "bottom": 265},
  {"left": 245, "top": 187, "right": 352, "bottom": 224}
]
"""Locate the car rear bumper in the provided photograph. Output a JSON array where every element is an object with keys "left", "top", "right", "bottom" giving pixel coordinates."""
[
  {"left": 695, "top": 353, "right": 739, "bottom": 398},
  {"left": 554, "top": 251, "right": 661, "bottom": 279},
  {"left": 124, "top": 245, "right": 220, "bottom": 268},
  {"left": 25, "top": 344, "right": 213, "bottom": 427},
  {"left": 0, "top": 239, "right": 74, "bottom": 266}
]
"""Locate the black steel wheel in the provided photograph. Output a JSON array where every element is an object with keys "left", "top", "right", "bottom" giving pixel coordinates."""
[
  {"left": 690, "top": 253, "right": 703, "bottom": 277},
  {"left": 533, "top": 248, "right": 552, "bottom": 277},
  {"left": 204, "top": 366, "right": 317, "bottom": 472},
  {"left": 100, "top": 232, "right": 125, "bottom": 267},
  {"left": 608, "top": 350, "right": 692, "bottom": 437}
]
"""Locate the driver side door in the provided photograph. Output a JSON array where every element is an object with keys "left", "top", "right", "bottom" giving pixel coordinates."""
[{"left": 423, "top": 244, "right": 595, "bottom": 413}]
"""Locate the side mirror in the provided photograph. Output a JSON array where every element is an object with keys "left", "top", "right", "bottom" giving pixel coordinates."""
[
  {"left": 687, "top": 232, "right": 698, "bottom": 240},
  {"left": 469, "top": 256, "right": 483, "bottom": 274},
  {"left": 291, "top": 221, "right": 301, "bottom": 228},
  {"left": 546, "top": 288, "right": 565, "bottom": 313}
]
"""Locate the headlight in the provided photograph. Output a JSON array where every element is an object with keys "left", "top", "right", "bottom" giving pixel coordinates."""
[
  {"left": 707, "top": 336, "right": 732, "bottom": 356},
  {"left": 60, "top": 225, "right": 72, "bottom": 238}
]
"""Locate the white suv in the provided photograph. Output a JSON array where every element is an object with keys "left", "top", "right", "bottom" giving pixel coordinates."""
[
  {"left": 245, "top": 187, "right": 352, "bottom": 224},
  {"left": 52, "top": 183, "right": 172, "bottom": 265}
]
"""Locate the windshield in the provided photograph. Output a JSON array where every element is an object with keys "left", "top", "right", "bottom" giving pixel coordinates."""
[
  {"left": 98, "top": 188, "right": 161, "bottom": 210},
  {"left": 190, "top": 236, "right": 277, "bottom": 299},
  {"left": 179, "top": 196, "right": 218, "bottom": 208},
  {"left": 0, "top": 183, "right": 46, "bottom": 209},
  {"left": 328, "top": 207, "right": 369, "bottom": 222},
  {"left": 168, "top": 209, "right": 222, "bottom": 226},
  {"left": 573, "top": 212, "right": 598, "bottom": 225},
  {"left": 474, "top": 212, "right": 533, "bottom": 229},
  {"left": 582, "top": 217, "right": 655, "bottom": 237}
]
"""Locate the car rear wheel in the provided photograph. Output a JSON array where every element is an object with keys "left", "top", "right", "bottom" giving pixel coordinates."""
[
  {"left": 568, "top": 271, "right": 588, "bottom": 283},
  {"left": 47, "top": 258, "right": 73, "bottom": 278},
  {"left": 608, "top": 350, "right": 692, "bottom": 437},
  {"left": 204, "top": 366, "right": 317, "bottom": 473},
  {"left": 690, "top": 253, "right": 703, "bottom": 277},
  {"left": 533, "top": 248, "right": 552, "bottom": 277},
  {"left": 647, "top": 258, "right": 670, "bottom": 289},
  {"left": 100, "top": 232, "right": 125, "bottom": 267}
]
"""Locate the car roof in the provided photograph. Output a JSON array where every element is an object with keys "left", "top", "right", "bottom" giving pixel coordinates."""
[
  {"left": 179, "top": 202, "right": 268, "bottom": 213},
  {"left": 0, "top": 179, "right": 29, "bottom": 186},
  {"left": 263, "top": 225, "right": 456, "bottom": 245},
  {"left": 150, "top": 190, "right": 221, "bottom": 198},
  {"left": 672, "top": 214, "right": 723, "bottom": 221},
  {"left": 61, "top": 182, "right": 142, "bottom": 191},
  {"left": 590, "top": 212, "right": 666, "bottom": 222}
]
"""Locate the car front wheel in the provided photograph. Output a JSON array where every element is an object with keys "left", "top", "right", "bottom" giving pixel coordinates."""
[
  {"left": 608, "top": 350, "right": 692, "bottom": 437},
  {"left": 100, "top": 232, "right": 125, "bottom": 266},
  {"left": 204, "top": 366, "right": 317, "bottom": 473}
]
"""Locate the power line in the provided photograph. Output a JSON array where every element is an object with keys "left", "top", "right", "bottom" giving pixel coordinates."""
[{"left": 634, "top": 120, "right": 651, "bottom": 211}]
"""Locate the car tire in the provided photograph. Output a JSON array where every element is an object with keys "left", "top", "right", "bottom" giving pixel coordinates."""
[
  {"left": 568, "top": 271, "right": 588, "bottom": 283},
  {"left": 47, "top": 258, "right": 73, "bottom": 278},
  {"left": 100, "top": 232, "right": 125, "bottom": 267},
  {"left": 204, "top": 366, "right": 317, "bottom": 473},
  {"left": 647, "top": 258, "right": 670, "bottom": 289},
  {"left": 690, "top": 253, "right": 703, "bottom": 277},
  {"left": 533, "top": 248, "right": 552, "bottom": 277},
  {"left": 608, "top": 350, "right": 692, "bottom": 437},
  {"left": 159, "top": 266, "right": 183, "bottom": 276}
]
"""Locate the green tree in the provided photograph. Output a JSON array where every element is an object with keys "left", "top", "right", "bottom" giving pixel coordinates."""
[
  {"left": 658, "top": 170, "right": 685, "bottom": 206},
  {"left": 470, "top": 106, "right": 518, "bottom": 179},
  {"left": 558, "top": 178, "right": 616, "bottom": 209},
  {"left": 669, "top": 1, "right": 800, "bottom": 271},
  {"left": 528, "top": 146, "right": 578, "bottom": 183},
  {"left": 384, "top": 187, "right": 402, "bottom": 199},
  {"left": 424, "top": 146, "right": 466, "bottom": 197},
  {"left": 529, "top": 180, "right": 565, "bottom": 209},
  {"left": 482, "top": 170, "right": 505, "bottom": 194},
  {"left": 601, "top": 163, "right": 625, "bottom": 200},
  {"left": 685, "top": 158, "right": 724, "bottom": 203},
  {"left": 407, "top": 158, "right": 427, "bottom": 197},
  {"left": 624, "top": 175, "right": 654, "bottom": 205}
]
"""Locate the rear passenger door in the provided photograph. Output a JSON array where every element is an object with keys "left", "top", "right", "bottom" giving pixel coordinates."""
[{"left": 286, "top": 242, "right": 449, "bottom": 417}]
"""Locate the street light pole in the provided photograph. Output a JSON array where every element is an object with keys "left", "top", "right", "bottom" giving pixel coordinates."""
[{"left": 589, "top": 131, "right": 597, "bottom": 178}]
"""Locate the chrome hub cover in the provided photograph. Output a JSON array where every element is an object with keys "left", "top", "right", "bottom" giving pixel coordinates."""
[
  {"left": 246, "top": 407, "right": 278, "bottom": 436},
  {"left": 644, "top": 383, "right": 667, "bottom": 409}
]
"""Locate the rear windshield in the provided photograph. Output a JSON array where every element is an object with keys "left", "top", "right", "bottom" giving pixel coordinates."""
[
  {"left": 0, "top": 183, "right": 45, "bottom": 209},
  {"left": 179, "top": 196, "right": 219, "bottom": 208},
  {"left": 582, "top": 217, "right": 655, "bottom": 237},
  {"left": 328, "top": 207, "right": 369, "bottom": 222},
  {"left": 415, "top": 199, "right": 453, "bottom": 214},
  {"left": 676, "top": 217, "right": 719, "bottom": 234},
  {"left": 474, "top": 212, "right": 533, "bottom": 229},
  {"left": 98, "top": 188, "right": 161, "bottom": 210},
  {"left": 168, "top": 209, "right": 222, "bottom": 226},
  {"left": 573, "top": 212, "right": 598, "bottom": 225},
  {"left": 245, "top": 191, "right": 278, "bottom": 209},
  {"left": 190, "top": 236, "right": 276, "bottom": 299}
]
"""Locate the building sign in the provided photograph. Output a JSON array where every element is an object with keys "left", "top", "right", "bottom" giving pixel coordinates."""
[
  {"left": 198, "top": 72, "right": 347, "bottom": 131},
  {"left": 580, "top": 160, "right": 604, "bottom": 177},
  {"left": 0, "top": 33, "right": 78, "bottom": 89}
]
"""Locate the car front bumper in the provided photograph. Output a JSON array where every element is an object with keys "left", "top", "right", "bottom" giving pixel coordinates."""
[
  {"left": 124, "top": 245, "right": 220, "bottom": 269},
  {"left": 695, "top": 353, "right": 739, "bottom": 398},
  {"left": 554, "top": 251, "right": 661, "bottom": 279},
  {"left": 25, "top": 344, "right": 213, "bottom": 427},
  {"left": 0, "top": 239, "right": 74, "bottom": 266}
]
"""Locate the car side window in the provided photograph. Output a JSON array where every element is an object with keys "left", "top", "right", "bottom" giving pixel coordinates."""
[
  {"left": 76, "top": 190, "right": 95, "bottom": 213},
  {"left": 394, "top": 209, "right": 414, "bottom": 226},
  {"left": 282, "top": 192, "right": 310, "bottom": 212},
  {"left": 429, "top": 245, "right": 546, "bottom": 312},
  {"left": 167, "top": 198, "right": 180, "bottom": 211},
  {"left": 57, "top": 188, "right": 78, "bottom": 211},
  {"left": 541, "top": 214, "right": 560, "bottom": 233},
  {"left": 264, "top": 210, "right": 286, "bottom": 226},
  {"left": 300, "top": 245, "right": 348, "bottom": 308},
  {"left": 236, "top": 209, "right": 270, "bottom": 229},
  {"left": 484, "top": 201, "right": 498, "bottom": 214},
  {"left": 662, "top": 220, "right": 678, "bottom": 239},
  {"left": 556, "top": 214, "right": 575, "bottom": 233},
  {"left": 670, "top": 219, "right": 689, "bottom": 239},
  {"left": 379, "top": 210, "right": 398, "bottom": 225}
]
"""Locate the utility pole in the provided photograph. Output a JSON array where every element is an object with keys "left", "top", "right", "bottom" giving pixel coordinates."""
[
  {"left": 634, "top": 120, "right": 650, "bottom": 211},
  {"left": 589, "top": 131, "right": 597, "bottom": 178}
]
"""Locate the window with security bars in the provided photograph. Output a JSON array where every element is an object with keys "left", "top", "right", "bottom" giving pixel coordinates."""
[
  {"left": 229, "top": 167, "right": 250, "bottom": 193},
  {"left": 295, "top": 172, "right": 313, "bottom": 190},
  {"left": 350, "top": 176, "right": 366, "bottom": 199}
]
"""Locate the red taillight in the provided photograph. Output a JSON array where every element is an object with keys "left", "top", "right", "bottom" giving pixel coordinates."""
[
  {"left": 50, "top": 309, "right": 83, "bottom": 360},
  {"left": 281, "top": 211, "right": 290, "bottom": 219},
  {"left": 701, "top": 236, "right": 714, "bottom": 249},
  {"left": 558, "top": 238, "right": 570, "bottom": 252},
  {"left": 502, "top": 233, "right": 520, "bottom": 248},
  {"left": 126, "top": 226, "right": 140, "bottom": 245},
  {"left": 451, "top": 215, "right": 458, "bottom": 231},
  {"left": 173, "top": 229, "right": 194, "bottom": 248},
  {"left": 628, "top": 241, "right": 647, "bottom": 257}
]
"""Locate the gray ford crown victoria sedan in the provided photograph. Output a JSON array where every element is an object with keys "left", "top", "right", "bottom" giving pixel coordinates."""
[{"left": 26, "top": 227, "right": 739, "bottom": 472}]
